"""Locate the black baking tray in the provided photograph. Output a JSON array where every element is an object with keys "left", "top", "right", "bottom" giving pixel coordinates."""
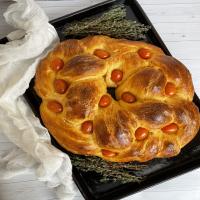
[{"left": 1, "top": 0, "right": 200, "bottom": 200}]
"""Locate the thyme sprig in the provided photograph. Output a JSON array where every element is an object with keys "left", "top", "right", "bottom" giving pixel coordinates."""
[
  {"left": 70, "top": 155, "right": 147, "bottom": 183},
  {"left": 62, "top": 5, "right": 150, "bottom": 40}
]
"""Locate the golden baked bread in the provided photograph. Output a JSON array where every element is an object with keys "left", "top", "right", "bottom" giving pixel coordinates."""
[{"left": 34, "top": 35, "right": 200, "bottom": 162}]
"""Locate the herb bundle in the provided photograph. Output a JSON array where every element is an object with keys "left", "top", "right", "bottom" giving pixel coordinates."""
[
  {"left": 70, "top": 154, "right": 147, "bottom": 183},
  {"left": 62, "top": 5, "right": 150, "bottom": 40}
]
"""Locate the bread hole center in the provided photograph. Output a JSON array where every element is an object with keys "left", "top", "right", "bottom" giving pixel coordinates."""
[{"left": 107, "top": 87, "right": 116, "bottom": 100}]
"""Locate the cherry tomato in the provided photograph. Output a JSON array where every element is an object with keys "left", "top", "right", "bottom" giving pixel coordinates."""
[
  {"left": 102, "top": 149, "right": 117, "bottom": 157},
  {"left": 165, "top": 82, "right": 176, "bottom": 96},
  {"left": 135, "top": 127, "right": 149, "bottom": 141},
  {"left": 121, "top": 92, "right": 136, "bottom": 103},
  {"left": 47, "top": 100, "right": 63, "bottom": 113},
  {"left": 54, "top": 79, "right": 69, "bottom": 94},
  {"left": 138, "top": 48, "right": 151, "bottom": 59},
  {"left": 50, "top": 58, "right": 64, "bottom": 71},
  {"left": 161, "top": 123, "right": 178, "bottom": 134},
  {"left": 93, "top": 49, "right": 110, "bottom": 59},
  {"left": 111, "top": 69, "right": 123, "bottom": 83},
  {"left": 81, "top": 121, "right": 93, "bottom": 134},
  {"left": 99, "top": 95, "right": 111, "bottom": 107}
]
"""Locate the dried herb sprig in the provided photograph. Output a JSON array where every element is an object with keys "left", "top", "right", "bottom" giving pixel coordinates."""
[
  {"left": 70, "top": 154, "right": 147, "bottom": 183},
  {"left": 62, "top": 5, "right": 150, "bottom": 40}
]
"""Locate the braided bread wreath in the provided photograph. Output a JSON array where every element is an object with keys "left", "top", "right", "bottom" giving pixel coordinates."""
[{"left": 34, "top": 35, "right": 200, "bottom": 162}]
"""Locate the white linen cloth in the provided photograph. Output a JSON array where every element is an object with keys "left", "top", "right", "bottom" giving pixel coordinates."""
[{"left": 0, "top": 0, "right": 75, "bottom": 199}]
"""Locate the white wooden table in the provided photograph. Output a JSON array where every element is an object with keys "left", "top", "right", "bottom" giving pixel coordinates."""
[{"left": 0, "top": 0, "right": 200, "bottom": 200}]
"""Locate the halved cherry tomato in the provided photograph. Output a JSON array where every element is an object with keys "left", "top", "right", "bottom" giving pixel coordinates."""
[
  {"left": 47, "top": 100, "right": 63, "bottom": 113},
  {"left": 135, "top": 127, "right": 149, "bottom": 141},
  {"left": 138, "top": 48, "right": 151, "bottom": 59},
  {"left": 121, "top": 92, "right": 136, "bottom": 103},
  {"left": 111, "top": 69, "right": 123, "bottom": 83},
  {"left": 165, "top": 82, "right": 176, "bottom": 96},
  {"left": 102, "top": 149, "right": 117, "bottom": 157},
  {"left": 161, "top": 123, "right": 178, "bottom": 134},
  {"left": 54, "top": 79, "right": 69, "bottom": 94},
  {"left": 81, "top": 121, "right": 93, "bottom": 134},
  {"left": 50, "top": 58, "right": 64, "bottom": 71},
  {"left": 99, "top": 95, "right": 111, "bottom": 107},
  {"left": 93, "top": 49, "right": 110, "bottom": 59}
]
